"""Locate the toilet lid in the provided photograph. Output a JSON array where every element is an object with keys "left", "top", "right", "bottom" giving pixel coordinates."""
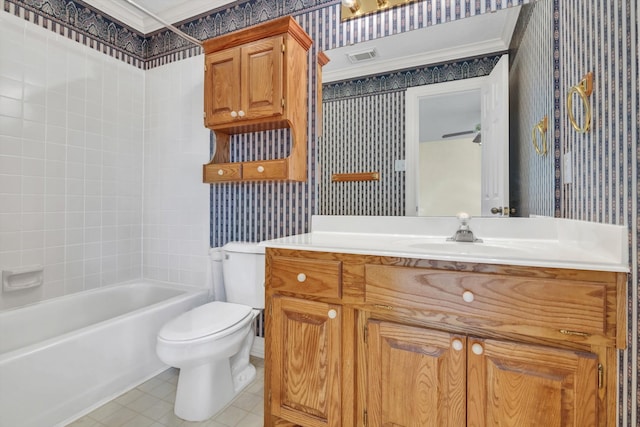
[{"left": 158, "top": 301, "right": 253, "bottom": 342}]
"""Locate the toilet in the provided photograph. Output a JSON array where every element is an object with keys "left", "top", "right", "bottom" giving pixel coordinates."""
[{"left": 156, "top": 242, "right": 265, "bottom": 421}]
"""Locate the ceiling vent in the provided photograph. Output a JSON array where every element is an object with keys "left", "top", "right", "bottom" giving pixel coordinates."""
[{"left": 346, "top": 48, "right": 378, "bottom": 63}]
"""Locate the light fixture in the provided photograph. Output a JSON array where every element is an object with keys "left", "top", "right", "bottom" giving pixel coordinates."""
[
  {"left": 341, "top": 0, "right": 361, "bottom": 13},
  {"left": 341, "top": 0, "right": 420, "bottom": 21}
]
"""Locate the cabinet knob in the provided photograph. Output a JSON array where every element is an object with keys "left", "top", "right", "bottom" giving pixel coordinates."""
[
  {"left": 471, "top": 343, "right": 484, "bottom": 355},
  {"left": 257, "top": 165, "right": 265, "bottom": 173},
  {"left": 217, "top": 169, "right": 224, "bottom": 176},
  {"left": 238, "top": 110, "right": 246, "bottom": 117},
  {"left": 451, "top": 339, "right": 463, "bottom": 351},
  {"left": 296, "top": 273, "right": 306, "bottom": 283},
  {"left": 327, "top": 309, "right": 337, "bottom": 319},
  {"left": 230, "top": 111, "right": 238, "bottom": 118},
  {"left": 462, "top": 291, "right": 474, "bottom": 303}
]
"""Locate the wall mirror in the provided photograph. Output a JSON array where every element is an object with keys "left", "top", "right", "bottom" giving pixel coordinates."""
[{"left": 319, "top": 0, "right": 555, "bottom": 218}]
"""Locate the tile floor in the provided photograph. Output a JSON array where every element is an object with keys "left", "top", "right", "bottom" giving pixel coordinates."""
[{"left": 66, "top": 357, "right": 264, "bottom": 427}]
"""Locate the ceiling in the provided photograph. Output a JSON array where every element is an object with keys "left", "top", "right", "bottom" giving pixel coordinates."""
[{"left": 83, "top": 0, "right": 235, "bottom": 33}]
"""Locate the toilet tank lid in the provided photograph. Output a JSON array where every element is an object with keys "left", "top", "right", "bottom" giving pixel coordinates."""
[{"left": 223, "top": 242, "right": 265, "bottom": 254}]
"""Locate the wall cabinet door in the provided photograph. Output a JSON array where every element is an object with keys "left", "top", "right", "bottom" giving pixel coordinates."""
[
  {"left": 204, "top": 48, "right": 240, "bottom": 127},
  {"left": 366, "top": 320, "right": 599, "bottom": 427},
  {"left": 240, "top": 36, "right": 284, "bottom": 121},
  {"left": 204, "top": 36, "right": 283, "bottom": 128},
  {"left": 467, "top": 337, "right": 599, "bottom": 427},
  {"left": 366, "top": 320, "right": 466, "bottom": 427},
  {"left": 271, "top": 296, "right": 342, "bottom": 427}
]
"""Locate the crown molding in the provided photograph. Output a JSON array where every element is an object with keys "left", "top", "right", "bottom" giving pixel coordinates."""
[{"left": 323, "top": 39, "right": 507, "bottom": 83}]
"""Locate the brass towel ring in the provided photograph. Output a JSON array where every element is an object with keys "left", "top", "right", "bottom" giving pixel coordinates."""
[
  {"left": 567, "top": 72, "right": 593, "bottom": 133},
  {"left": 531, "top": 116, "right": 548, "bottom": 156}
]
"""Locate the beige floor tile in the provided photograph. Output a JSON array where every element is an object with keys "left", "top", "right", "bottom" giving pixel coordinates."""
[
  {"left": 126, "top": 392, "right": 160, "bottom": 413},
  {"left": 99, "top": 407, "right": 138, "bottom": 427},
  {"left": 141, "top": 399, "right": 175, "bottom": 421},
  {"left": 115, "top": 388, "right": 145, "bottom": 406},
  {"left": 67, "top": 357, "right": 265, "bottom": 427},
  {"left": 147, "top": 381, "right": 177, "bottom": 399},
  {"left": 230, "top": 392, "right": 262, "bottom": 412},
  {"left": 212, "top": 405, "right": 249, "bottom": 427},
  {"left": 236, "top": 412, "right": 263, "bottom": 427},
  {"left": 152, "top": 410, "right": 185, "bottom": 427},
  {"left": 120, "top": 414, "right": 156, "bottom": 427}
]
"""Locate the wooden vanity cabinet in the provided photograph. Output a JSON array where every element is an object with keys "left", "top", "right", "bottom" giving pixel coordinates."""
[
  {"left": 202, "top": 16, "right": 313, "bottom": 183},
  {"left": 264, "top": 248, "right": 626, "bottom": 427}
]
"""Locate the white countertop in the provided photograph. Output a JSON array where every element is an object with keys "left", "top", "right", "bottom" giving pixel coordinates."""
[{"left": 260, "top": 215, "right": 629, "bottom": 272}]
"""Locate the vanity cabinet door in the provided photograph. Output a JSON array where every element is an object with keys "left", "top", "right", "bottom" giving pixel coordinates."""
[
  {"left": 366, "top": 320, "right": 466, "bottom": 427},
  {"left": 467, "top": 337, "right": 599, "bottom": 427},
  {"left": 270, "top": 296, "right": 342, "bottom": 427}
]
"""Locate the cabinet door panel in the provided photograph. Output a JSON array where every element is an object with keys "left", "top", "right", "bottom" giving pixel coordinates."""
[
  {"left": 205, "top": 49, "right": 240, "bottom": 126},
  {"left": 271, "top": 297, "right": 341, "bottom": 427},
  {"left": 467, "top": 338, "right": 598, "bottom": 427},
  {"left": 367, "top": 320, "right": 466, "bottom": 427},
  {"left": 242, "top": 36, "right": 284, "bottom": 120}
]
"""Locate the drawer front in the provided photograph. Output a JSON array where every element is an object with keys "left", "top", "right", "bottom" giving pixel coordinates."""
[
  {"left": 243, "top": 159, "right": 288, "bottom": 180},
  {"left": 203, "top": 163, "right": 242, "bottom": 182},
  {"left": 365, "top": 265, "right": 608, "bottom": 336},
  {"left": 270, "top": 256, "right": 342, "bottom": 299}
]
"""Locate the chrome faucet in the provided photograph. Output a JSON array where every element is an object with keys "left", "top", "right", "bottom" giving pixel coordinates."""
[{"left": 447, "top": 212, "right": 482, "bottom": 243}]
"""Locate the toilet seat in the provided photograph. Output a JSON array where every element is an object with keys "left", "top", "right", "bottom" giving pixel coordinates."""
[{"left": 158, "top": 301, "right": 254, "bottom": 343}]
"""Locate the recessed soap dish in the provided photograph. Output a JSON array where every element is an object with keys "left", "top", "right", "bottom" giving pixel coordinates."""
[{"left": 2, "top": 265, "right": 44, "bottom": 292}]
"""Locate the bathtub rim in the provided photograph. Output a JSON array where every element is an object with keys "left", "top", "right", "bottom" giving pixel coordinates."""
[{"left": 0, "top": 279, "right": 210, "bottom": 363}]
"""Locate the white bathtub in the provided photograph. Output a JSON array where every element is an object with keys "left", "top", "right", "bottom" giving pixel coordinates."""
[{"left": 0, "top": 281, "right": 209, "bottom": 427}]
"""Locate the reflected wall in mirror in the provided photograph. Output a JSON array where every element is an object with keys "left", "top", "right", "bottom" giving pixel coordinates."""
[{"left": 318, "top": 0, "right": 556, "bottom": 218}]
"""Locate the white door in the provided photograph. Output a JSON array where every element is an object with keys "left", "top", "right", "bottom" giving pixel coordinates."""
[{"left": 480, "top": 55, "right": 510, "bottom": 216}]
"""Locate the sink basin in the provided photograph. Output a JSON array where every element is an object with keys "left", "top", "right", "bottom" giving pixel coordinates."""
[{"left": 391, "top": 238, "right": 542, "bottom": 258}]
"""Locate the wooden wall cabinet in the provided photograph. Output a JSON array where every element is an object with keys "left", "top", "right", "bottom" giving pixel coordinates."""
[
  {"left": 264, "top": 248, "right": 627, "bottom": 427},
  {"left": 202, "top": 17, "right": 313, "bottom": 183}
]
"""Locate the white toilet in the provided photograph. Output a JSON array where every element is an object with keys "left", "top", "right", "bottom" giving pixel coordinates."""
[{"left": 156, "top": 242, "right": 265, "bottom": 421}]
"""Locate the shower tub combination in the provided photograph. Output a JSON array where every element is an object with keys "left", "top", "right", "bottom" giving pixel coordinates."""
[{"left": 0, "top": 281, "right": 209, "bottom": 427}]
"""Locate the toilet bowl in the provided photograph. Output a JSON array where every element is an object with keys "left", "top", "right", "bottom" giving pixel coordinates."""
[{"left": 156, "top": 242, "right": 265, "bottom": 421}]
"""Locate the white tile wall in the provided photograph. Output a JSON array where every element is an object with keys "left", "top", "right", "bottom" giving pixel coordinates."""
[
  {"left": 143, "top": 55, "right": 211, "bottom": 287},
  {"left": 0, "top": 11, "right": 213, "bottom": 309}
]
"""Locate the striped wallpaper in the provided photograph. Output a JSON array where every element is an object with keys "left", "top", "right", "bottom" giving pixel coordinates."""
[
  {"left": 320, "top": 92, "right": 406, "bottom": 216},
  {"left": 509, "top": 0, "right": 555, "bottom": 217},
  {"left": 4, "top": 0, "right": 639, "bottom": 425},
  {"left": 558, "top": 1, "right": 637, "bottom": 425}
]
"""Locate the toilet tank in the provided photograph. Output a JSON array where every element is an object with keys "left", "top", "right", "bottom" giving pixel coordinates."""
[{"left": 221, "top": 242, "right": 265, "bottom": 309}]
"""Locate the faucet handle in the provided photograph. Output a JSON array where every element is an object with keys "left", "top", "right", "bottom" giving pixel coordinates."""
[{"left": 456, "top": 212, "right": 470, "bottom": 226}]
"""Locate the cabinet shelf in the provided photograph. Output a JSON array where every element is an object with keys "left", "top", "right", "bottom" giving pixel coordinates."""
[{"left": 202, "top": 16, "right": 313, "bottom": 183}]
